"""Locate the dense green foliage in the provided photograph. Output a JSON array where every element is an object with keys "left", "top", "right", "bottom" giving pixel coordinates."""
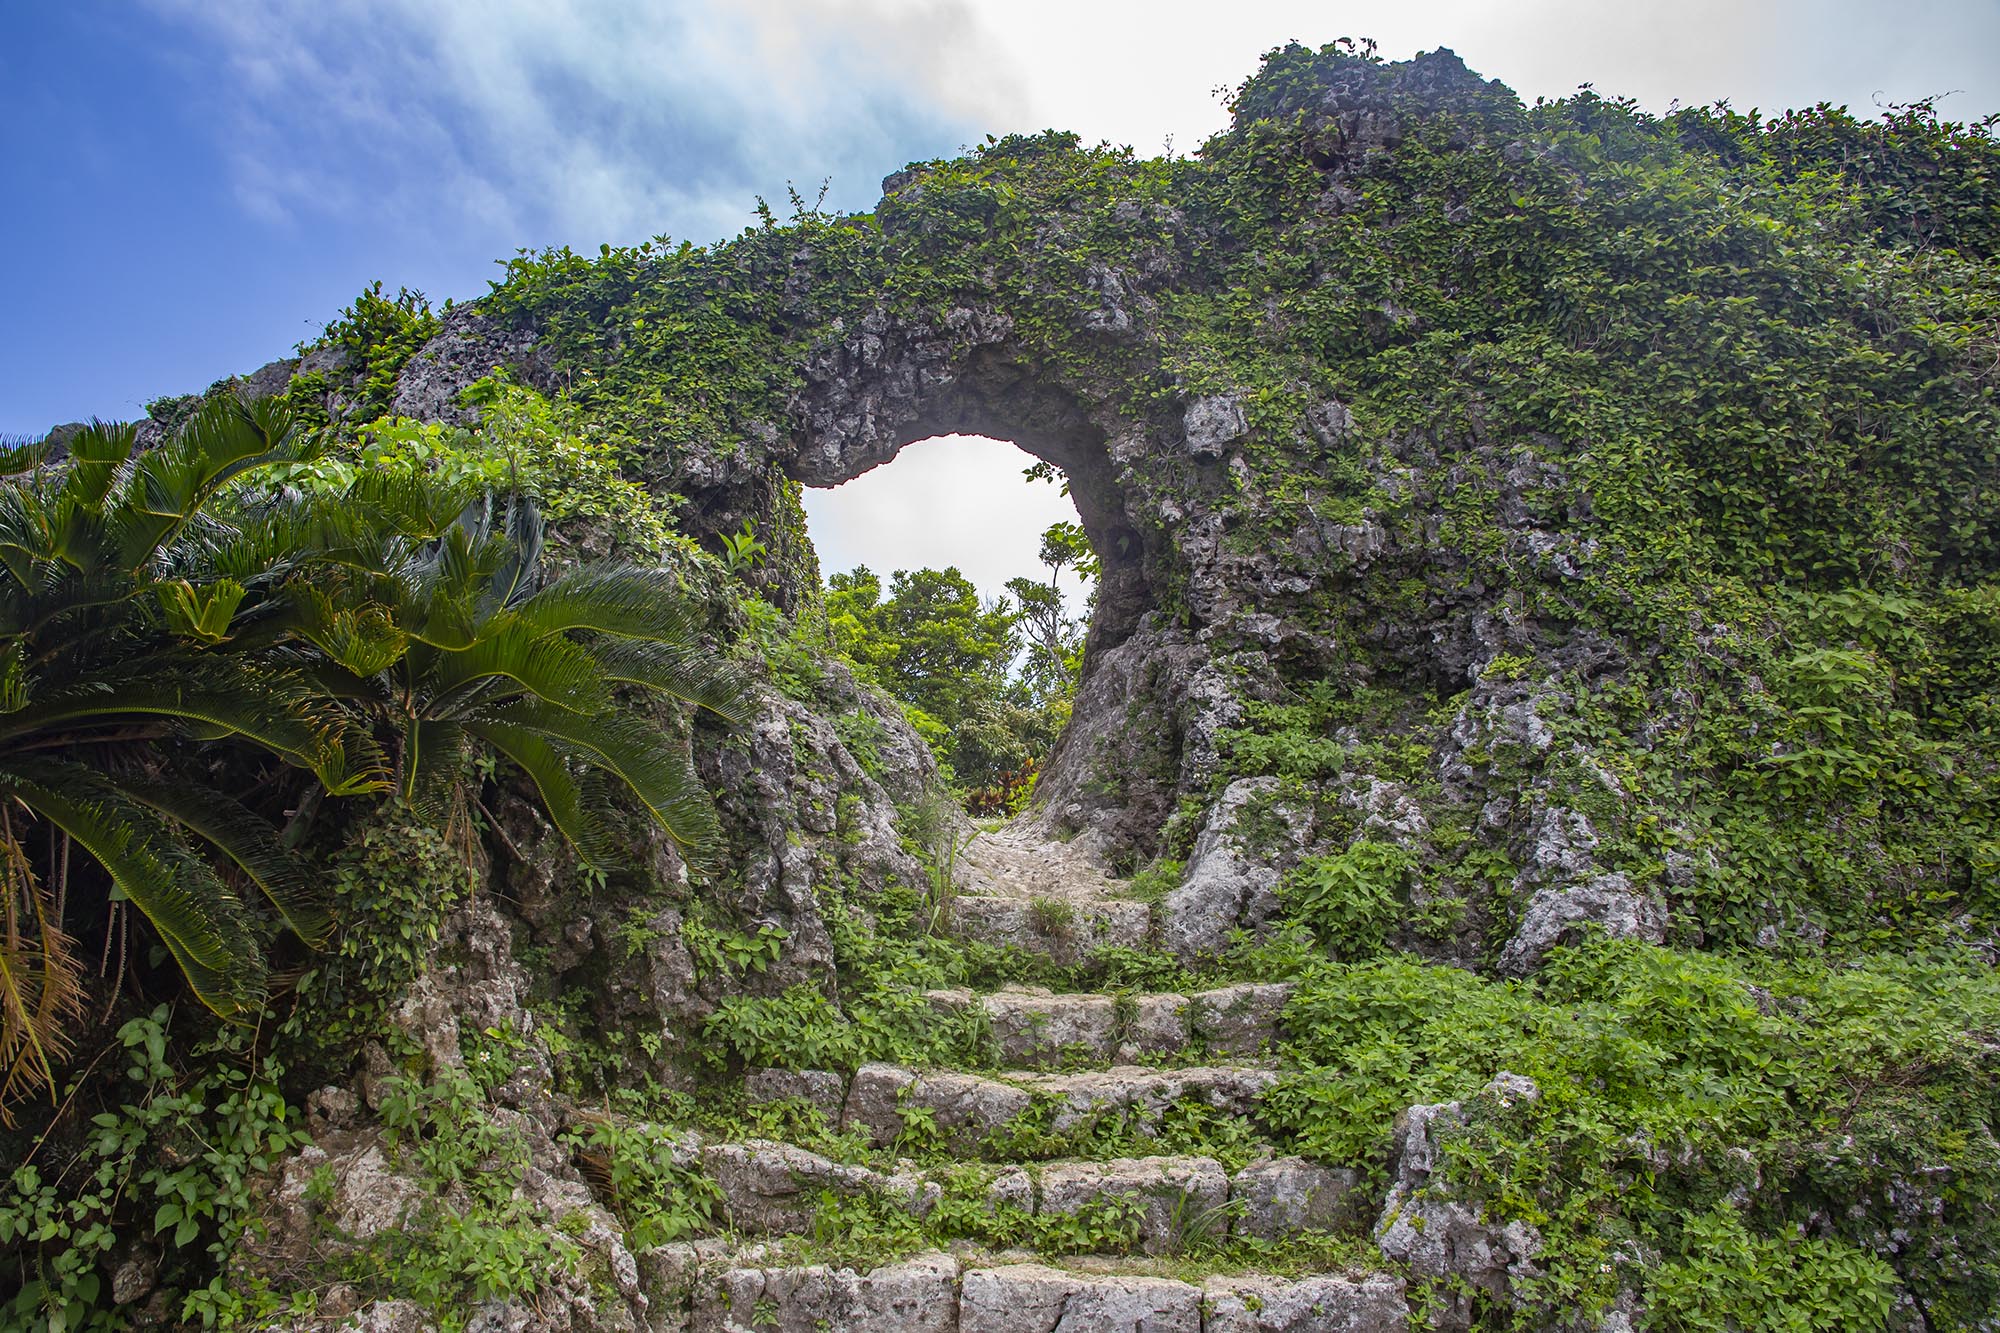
[
  {"left": 1264, "top": 941, "right": 2000, "bottom": 1325},
  {"left": 8, "top": 37, "right": 2000, "bottom": 1333}
]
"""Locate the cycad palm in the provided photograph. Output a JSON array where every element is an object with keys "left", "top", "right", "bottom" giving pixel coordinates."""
[
  {"left": 0, "top": 399, "right": 357, "bottom": 1109},
  {"left": 272, "top": 476, "right": 751, "bottom": 866},
  {"left": 0, "top": 396, "right": 747, "bottom": 1115}
]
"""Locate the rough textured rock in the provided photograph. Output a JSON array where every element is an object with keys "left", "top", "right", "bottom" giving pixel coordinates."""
[
  {"left": 1035, "top": 1155, "right": 1230, "bottom": 1254},
  {"left": 843, "top": 1064, "right": 1035, "bottom": 1150},
  {"left": 959, "top": 1264, "right": 1203, "bottom": 1333},
  {"left": 702, "top": 1140, "right": 937, "bottom": 1235},
  {"left": 1183, "top": 394, "right": 1251, "bottom": 457},
  {"left": 1497, "top": 874, "right": 1667, "bottom": 974},
  {"left": 980, "top": 989, "right": 1121, "bottom": 1065},
  {"left": 1201, "top": 1274, "right": 1411, "bottom": 1333},
  {"left": 390, "top": 307, "right": 550, "bottom": 424},
  {"left": 693, "top": 1251, "right": 960, "bottom": 1333},
  {"left": 1187, "top": 983, "right": 1292, "bottom": 1058},
  {"left": 1231, "top": 1157, "right": 1363, "bottom": 1236},
  {"left": 1375, "top": 1075, "right": 1544, "bottom": 1330},
  {"left": 1162, "top": 780, "right": 1311, "bottom": 961},
  {"left": 843, "top": 1064, "right": 1275, "bottom": 1152},
  {"left": 950, "top": 895, "right": 1152, "bottom": 965},
  {"left": 1119, "top": 993, "right": 1191, "bottom": 1062},
  {"left": 742, "top": 1068, "right": 849, "bottom": 1123}
]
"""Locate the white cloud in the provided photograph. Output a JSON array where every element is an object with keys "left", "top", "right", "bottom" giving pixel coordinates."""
[
  {"left": 145, "top": 0, "right": 1028, "bottom": 249},
  {"left": 802, "top": 435, "right": 1088, "bottom": 612},
  {"left": 139, "top": 0, "right": 2000, "bottom": 600}
]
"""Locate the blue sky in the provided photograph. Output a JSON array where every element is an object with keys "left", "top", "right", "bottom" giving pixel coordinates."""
[{"left": 5, "top": 0, "right": 1997, "bottom": 598}]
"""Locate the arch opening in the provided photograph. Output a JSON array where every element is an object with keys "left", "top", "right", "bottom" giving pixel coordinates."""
[{"left": 798, "top": 433, "right": 1108, "bottom": 812}]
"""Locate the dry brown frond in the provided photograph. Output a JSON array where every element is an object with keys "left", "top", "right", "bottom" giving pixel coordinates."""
[{"left": 0, "top": 806, "right": 88, "bottom": 1126}]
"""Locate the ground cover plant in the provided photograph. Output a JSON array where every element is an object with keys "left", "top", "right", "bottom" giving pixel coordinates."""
[{"left": 2, "top": 37, "right": 1998, "bottom": 1333}]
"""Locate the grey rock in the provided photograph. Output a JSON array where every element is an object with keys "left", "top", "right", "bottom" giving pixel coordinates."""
[
  {"left": 1117, "top": 993, "right": 1190, "bottom": 1062},
  {"left": 702, "top": 1140, "right": 935, "bottom": 1235},
  {"left": 694, "top": 1251, "right": 959, "bottom": 1333},
  {"left": 1306, "top": 398, "right": 1357, "bottom": 447},
  {"left": 950, "top": 895, "right": 1152, "bottom": 965},
  {"left": 269, "top": 1134, "right": 429, "bottom": 1245},
  {"left": 1162, "top": 779, "right": 1310, "bottom": 961},
  {"left": 1010, "top": 1065, "right": 1279, "bottom": 1137},
  {"left": 340, "top": 1302, "right": 438, "bottom": 1332},
  {"left": 842, "top": 1064, "right": 1034, "bottom": 1150},
  {"left": 109, "top": 1242, "right": 159, "bottom": 1306},
  {"left": 960, "top": 1264, "right": 1203, "bottom": 1333},
  {"left": 1231, "top": 1157, "right": 1362, "bottom": 1236},
  {"left": 1034, "top": 1155, "right": 1229, "bottom": 1255},
  {"left": 391, "top": 308, "right": 545, "bottom": 425},
  {"left": 742, "top": 1068, "right": 848, "bottom": 1123},
  {"left": 1187, "top": 983, "right": 1292, "bottom": 1057},
  {"left": 987, "top": 1165, "right": 1036, "bottom": 1213},
  {"left": 1202, "top": 1273, "right": 1410, "bottom": 1332},
  {"left": 1375, "top": 1085, "right": 1542, "bottom": 1331},
  {"left": 1497, "top": 874, "right": 1666, "bottom": 975},
  {"left": 844, "top": 1063, "right": 1274, "bottom": 1152},
  {"left": 1184, "top": 394, "right": 1251, "bottom": 457},
  {"left": 982, "top": 989, "right": 1120, "bottom": 1065}
]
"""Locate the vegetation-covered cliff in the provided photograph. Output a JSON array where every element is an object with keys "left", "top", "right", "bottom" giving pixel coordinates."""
[{"left": 4, "top": 41, "right": 1998, "bottom": 1333}]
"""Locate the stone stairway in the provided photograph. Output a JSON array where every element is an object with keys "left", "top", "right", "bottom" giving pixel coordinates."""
[
  {"left": 638, "top": 1246, "right": 1409, "bottom": 1332},
  {"left": 693, "top": 1135, "right": 1362, "bottom": 1248},
  {"left": 612, "top": 830, "right": 1407, "bottom": 1331},
  {"left": 924, "top": 983, "right": 1294, "bottom": 1068}
]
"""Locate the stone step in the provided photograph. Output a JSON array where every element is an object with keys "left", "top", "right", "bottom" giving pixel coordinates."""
[
  {"left": 694, "top": 1139, "right": 1362, "bottom": 1251},
  {"left": 949, "top": 894, "right": 1152, "bottom": 964},
  {"left": 925, "top": 982, "right": 1294, "bottom": 1068},
  {"left": 842, "top": 1063, "right": 1279, "bottom": 1157},
  {"left": 638, "top": 1246, "right": 1409, "bottom": 1333}
]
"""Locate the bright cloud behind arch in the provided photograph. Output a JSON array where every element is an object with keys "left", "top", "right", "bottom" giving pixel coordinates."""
[{"left": 5, "top": 0, "right": 1997, "bottom": 601}]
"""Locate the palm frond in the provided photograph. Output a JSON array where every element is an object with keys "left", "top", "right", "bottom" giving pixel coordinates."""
[
  {"left": 462, "top": 718, "right": 616, "bottom": 867},
  {"left": 479, "top": 493, "right": 544, "bottom": 617},
  {"left": 0, "top": 659, "right": 350, "bottom": 785},
  {"left": 0, "top": 809, "right": 85, "bottom": 1123},
  {"left": 0, "top": 760, "right": 264, "bottom": 1019},
  {"left": 483, "top": 699, "right": 721, "bottom": 856},
  {"left": 588, "top": 636, "right": 753, "bottom": 723},
  {"left": 115, "top": 776, "right": 331, "bottom": 947},
  {"left": 509, "top": 564, "right": 708, "bottom": 642},
  {"left": 396, "top": 717, "right": 471, "bottom": 823},
  {"left": 422, "top": 621, "right": 613, "bottom": 716}
]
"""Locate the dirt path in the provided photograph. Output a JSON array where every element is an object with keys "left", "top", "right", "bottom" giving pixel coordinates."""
[{"left": 955, "top": 819, "right": 1130, "bottom": 905}]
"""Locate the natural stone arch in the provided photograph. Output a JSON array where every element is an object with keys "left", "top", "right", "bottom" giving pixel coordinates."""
[{"left": 781, "top": 333, "right": 1152, "bottom": 656}]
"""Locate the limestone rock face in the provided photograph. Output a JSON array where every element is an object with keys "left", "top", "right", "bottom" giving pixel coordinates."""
[
  {"left": 1183, "top": 394, "right": 1251, "bottom": 457},
  {"left": 390, "top": 308, "right": 550, "bottom": 424},
  {"left": 1162, "top": 779, "right": 1311, "bottom": 961},
  {"left": 695, "top": 1252, "right": 960, "bottom": 1333},
  {"left": 702, "top": 1140, "right": 938, "bottom": 1235},
  {"left": 1497, "top": 874, "right": 1668, "bottom": 974},
  {"left": 1375, "top": 1076, "right": 1545, "bottom": 1331},
  {"left": 1231, "top": 1157, "right": 1363, "bottom": 1236},
  {"left": 1202, "top": 1273, "right": 1411, "bottom": 1333}
]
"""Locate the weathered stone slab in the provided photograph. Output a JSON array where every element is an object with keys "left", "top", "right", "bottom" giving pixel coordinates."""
[
  {"left": 983, "top": 989, "right": 1121, "bottom": 1065},
  {"left": 742, "top": 1068, "right": 848, "bottom": 1124},
  {"left": 1230, "top": 1157, "right": 1362, "bottom": 1236},
  {"left": 1202, "top": 1273, "right": 1410, "bottom": 1332},
  {"left": 960, "top": 1263, "right": 1202, "bottom": 1333},
  {"left": 951, "top": 895, "right": 1152, "bottom": 964},
  {"left": 1187, "top": 983, "right": 1292, "bottom": 1057},
  {"left": 1117, "top": 993, "right": 1190, "bottom": 1062},
  {"left": 701, "top": 1140, "right": 936, "bottom": 1235},
  {"left": 694, "top": 1251, "right": 959, "bottom": 1333},
  {"left": 1036, "top": 1155, "right": 1229, "bottom": 1255}
]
